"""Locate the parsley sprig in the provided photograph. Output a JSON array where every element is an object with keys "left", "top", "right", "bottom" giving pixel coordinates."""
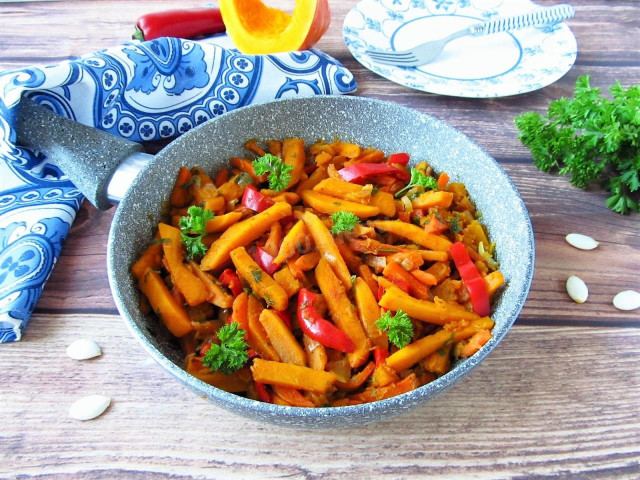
[
  {"left": 376, "top": 309, "right": 414, "bottom": 349},
  {"left": 394, "top": 168, "right": 439, "bottom": 198},
  {"left": 330, "top": 211, "right": 360, "bottom": 235},
  {"left": 515, "top": 75, "right": 640, "bottom": 214},
  {"left": 202, "top": 323, "right": 249, "bottom": 375},
  {"left": 179, "top": 205, "right": 214, "bottom": 260},
  {"left": 252, "top": 153, "right": 293, "bottom": 192}
]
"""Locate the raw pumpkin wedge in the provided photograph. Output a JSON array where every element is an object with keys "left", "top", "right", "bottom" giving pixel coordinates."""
[{"left": 219, "top": 0, "right": 331, "bottom": 54}]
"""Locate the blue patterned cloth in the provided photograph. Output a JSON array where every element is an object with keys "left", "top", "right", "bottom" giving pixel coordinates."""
[{"left": 0, "top": 36, "right": 356, "bottom": 343}]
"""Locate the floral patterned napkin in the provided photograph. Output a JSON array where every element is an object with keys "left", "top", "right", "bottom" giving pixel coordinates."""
[{"left": 0, "top": 35, "right": 356, "bottom": 342}]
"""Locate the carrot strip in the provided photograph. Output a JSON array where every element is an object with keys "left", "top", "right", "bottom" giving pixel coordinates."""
[
  {"left": 201, "top": 202, "right": 292, "bottom": 271},
  {"left": 259, "top": 309, "right": 306, "bottom": 366},
  {"left": 187, "top": 261, "right": 234, "bottom": 308},
  {"left": 411, "top": 269, "right": 438, "bottom": 287},
  {"left": 232, "top": 292, "right": 250, "bottom": 339},
  {"left": 383, "top": 260, "right": 429, "bottom": 300},
  {"left": 295, "top": 251, "right": 321, "bottom": 271},
  {"left": 437, "top": 172, "right": 450, "bottom": 191},
  {"left": 301, "top": 190, "right": 380, "bottom": 219},
  {"left": 157, "top": 223, "right": 208, "bottom": 306},
  {"left": 169, "top": 166, "right": 192, "bottom": 207},
  {"left": 386, "top": 317, "right": 494, "bottom": 372},
  {"left": 205, "top": 212, "right": 243, "bottom": 233},
  {"left": 369, "top": 220, "right": 452, "bottom": 251},
  {"left": 230, "top": 247, "right": 288, "bottom": 311},
  {"left": 272, "top": 385, "right": 315, "bottom": 407},
  {"left": 335, "top": 361, "right": 375, "bottom": 391},
  {"left": 316, "top": 258, "right": 370, "bottom": 368},
  {"left": 273, "top": 220, "right": 309, "bottom": 264},
  {"left": 138, "top": 269, "right": 193, "bottom": 337},
  {"left": 246, "top": 294, "right": 280, "bottom": 361},
  {"left": 354, "top": 277, "right": 387, "bottom": 350},
  {"left": 380, "top": 285, "right": 484, "bottom": 325},
  {"left": 302, "top": 211, "right": 353, "bottom": 290},
  {"left": 244, "top": 138, "right": 266, "bottom": 157},
  {"left": 251, "top": 358, "right": 337, "bottom": 393}
]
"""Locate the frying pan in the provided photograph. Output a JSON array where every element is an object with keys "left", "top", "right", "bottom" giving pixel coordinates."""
[{"left": 18, "top": 95, "right": 535, "bottom": 428}]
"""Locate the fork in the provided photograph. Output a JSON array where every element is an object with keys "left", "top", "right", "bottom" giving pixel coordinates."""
[{"left": 365, "top": 4, "right": 575, "bottom": 67}]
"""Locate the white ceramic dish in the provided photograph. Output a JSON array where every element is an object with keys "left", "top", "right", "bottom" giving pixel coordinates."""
[{"left": 343, "top": 0, "right": 578, "bottom": 98}]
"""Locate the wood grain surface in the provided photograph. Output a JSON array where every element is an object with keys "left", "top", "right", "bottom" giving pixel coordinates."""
[{"left": 1, "top": 0, "right": 639, "bottom": 478}]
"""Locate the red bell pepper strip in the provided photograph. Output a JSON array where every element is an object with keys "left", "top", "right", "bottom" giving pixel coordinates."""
[
  {"left": 449, "top": 242, "right": 490, "bottom": 317},
  {"left": 133, "top": 8, "right": 226, "bottom": 41},
  {"left": 241, "top": 185, "right": 275, "bottom": 213},
  {"left": 275, "top": 309, "right": 292, "bottom": 329},
  {"left": 297, "top": 289, "right": 355, "bottom": 353},
  {"left": 338, "top": 163, "right": 410, "bottom": 183},
  {"left": 373, "top": 347, "right": 389, "bottom": 366},
  {"left": 255, "top": 381, "right": 271, "bottom": 403},
  {"left": 219, "top": 268, "right": 242, "bottom": 297},
  {"left": 199, "top": 342, "right": 212, "bottom": 357},
  {"left": 252, "top": 246, "right": 279, "bottom": 275},
  {"left": 388, "top": 152, "right": 410, "bottom": 167}
]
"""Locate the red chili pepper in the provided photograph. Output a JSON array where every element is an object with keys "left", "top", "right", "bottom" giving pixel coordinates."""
[
  {"left": 248, "top": 348, "right": 261, "bottom": 360},
  {"left": 252, "top": 246, "right": 279, "bottom": 275},
  {"left": 388, "top": 152, "right": 410, "bottom": 167},
  {"left": 387, "top": 276, "right": 411, "bottom": 294},
  {"left": 373, "top": 347, "right": 389, "bottom": 366},
  {"left": 449, "top": 242, "right": 490, "bottom": 317},
  {"left": 133, "top": 8, "right": 226, "bottom": 41},
  {"left": 199, "top": 342, "right": 212, "bottom": 357},
  {"left": 219, "top": 268, "right": 242, "bottom": 297},
  {"left": 255, "top": 381, "right": 271, "bottom": 403},
  {"left": 378, "top": 285, "right": 388, "bottom": 313},
  {"left": 275, "top": 309, "right": 292, "bottom": 329},
  {"left": 297, "top": 289, "right": 355, "bottom": 353},
  {"left": 241, "top": 185, "right": 275, "bottom": 213},
  {"left": 338, "top": 163, "right": 410, "bottom": 183}
]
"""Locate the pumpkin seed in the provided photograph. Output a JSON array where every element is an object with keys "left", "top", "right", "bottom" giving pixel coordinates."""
[
  {"left": 66, "top": 339, "right": 101, "bottom": 360},
  {"left": 566, "top": 275, "right": 588, "bottom": 303},
  {"left": 613, "top": 290, "right": 640, "bottom": 311},
  {"left": 68, "top": 395, "right": 111, "bottom": 421},
  {"left": 565, "top": 233, "right": 599, "bottom": 250}
]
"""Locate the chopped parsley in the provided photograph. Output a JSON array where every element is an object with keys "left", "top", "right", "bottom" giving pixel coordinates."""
[
  {"left": 448, "top": 214, "right": 462, "bottom": 233},
  {"left": 252, "top": 153, "right": 293, "bottom": 192},
  {"left": 394, "top": 168, "right": 439, "bottom": 198},
  {"left": 202, "top": 323, "right": 249, "bottom": 375},
  {"left": 376, "top": 309, "right": 414, "bottom": 349},
  {"left": 330, "top": 211, "right": 360, "bottom": 235},
  {"left": 179, "top": 205, "right": 214, "bottom": 260}
]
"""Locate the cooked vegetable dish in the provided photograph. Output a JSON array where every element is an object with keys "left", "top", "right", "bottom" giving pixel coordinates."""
[{"left": 132, "top": 138, "right": 505, "bottom": 407}]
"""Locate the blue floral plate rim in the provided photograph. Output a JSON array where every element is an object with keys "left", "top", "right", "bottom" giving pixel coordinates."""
[{"left": 343, "top": 0, "right": 578, "bottom": 98}]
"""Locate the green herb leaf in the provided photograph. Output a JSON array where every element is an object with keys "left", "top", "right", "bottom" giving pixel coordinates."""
[
  {"left": 448, "top": 214, "right": 462, "bottom": 234},
  {"left": 252, "top": 153, "right": 293, "bottom": 192},
  {"left": 179, "top": 205, "right": 215, "bottom": 260},
  {"left": 202, "top": 323, "right": 249, "bottom": 375},
  {"left": 376, "top": 309, "right": 414, "bottom": 349},
  {"left": 395, "top": 168, "right": 439, "bottom": 198},
  {"left": 330, "top": 211, "right": 360, "bottom": 235},
  {"left": 515, "top": 75, "right": 640, "bottom": 215}
]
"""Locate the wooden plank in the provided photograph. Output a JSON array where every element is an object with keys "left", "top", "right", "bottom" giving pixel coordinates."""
[{"left": 1, "top": 314, "right": 639, "bottom": 478}]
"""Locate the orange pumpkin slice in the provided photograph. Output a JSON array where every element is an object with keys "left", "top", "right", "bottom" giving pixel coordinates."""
[{"left": 219, "top": 0, "right": 331, "bottom": 54}]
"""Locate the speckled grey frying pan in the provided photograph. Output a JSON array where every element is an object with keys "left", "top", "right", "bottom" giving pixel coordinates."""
[{"left": 18, "top": 95, "right": 534, "bottom": 428}]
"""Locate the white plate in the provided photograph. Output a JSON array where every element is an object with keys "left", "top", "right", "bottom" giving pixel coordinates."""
[{"left": 343, "top": 0, "right": 578, "bottom": 98}]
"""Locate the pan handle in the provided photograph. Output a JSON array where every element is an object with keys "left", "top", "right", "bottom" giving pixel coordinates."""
[{"left": 17, "top": 97, "right": 152, "bottom": 210}]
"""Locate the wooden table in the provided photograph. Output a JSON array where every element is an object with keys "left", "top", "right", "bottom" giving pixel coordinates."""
[{"left": 1, "top": 1, "right": 639, "bottom": 478}]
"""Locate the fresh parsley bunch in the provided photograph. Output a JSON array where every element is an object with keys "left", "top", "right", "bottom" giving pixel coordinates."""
[
  {"left": 515, "top": 75, "right": 640, "bottom": 214},
  {"left": 376, "top": 309, "right": 414, "bottom": 349},
  {"left": 252, "top": 153, "right": 293, "bottom": 192},
  {"left": 394, "top": 168, "right": 438, "bottom": 198},
  {"left": 179, "top": 205, "right": 214, "bottom": 259},
  {"left": 202, "top": 323, "right": 249, "bottom": 375}
]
